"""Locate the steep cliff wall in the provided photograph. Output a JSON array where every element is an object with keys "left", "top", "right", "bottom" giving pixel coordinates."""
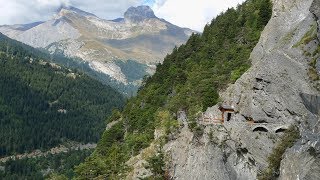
[
  {"left": 82, "top": 1, "right": 319, "bottom": 179},
  {"left": 162, "top": 0, "right": 320, "bottom": 179}
]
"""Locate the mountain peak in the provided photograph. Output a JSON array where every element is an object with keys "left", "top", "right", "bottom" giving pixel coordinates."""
[
  {"left": 124, "top": 5, "right": 157, "bottom": 22},
  {"left": 57, "top": 5, "right": 97, "bottom": 18}
]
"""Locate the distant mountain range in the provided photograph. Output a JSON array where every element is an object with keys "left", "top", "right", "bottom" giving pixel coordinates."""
[{"left": 0, "top": 5, "right": 195, "bottom": 93}]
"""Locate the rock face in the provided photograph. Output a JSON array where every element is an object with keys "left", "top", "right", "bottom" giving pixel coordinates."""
[
  {"left": 124, "top": 6, "right": 157, "bottom": 22},
  {"left": 0, "top": 6, "right": 194, "bottom": 87},
  {"left": 161, "top": 0, "right": 320, "bottom": 179}
]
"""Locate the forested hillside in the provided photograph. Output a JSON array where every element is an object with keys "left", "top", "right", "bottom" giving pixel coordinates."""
[
  {"left": 75, "top": 0, "right": 272, "bottom": 179},
  {"left": 0, "top": 33, "right": 124, "bottom": 156},
  {"left": 0, "top": 149, "right": 93, "bottom": 179}
]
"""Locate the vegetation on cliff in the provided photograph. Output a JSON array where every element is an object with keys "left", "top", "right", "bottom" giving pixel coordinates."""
[
  {"left": 0, "top": 149, "right": 93, "bottom": 180},
  {"left": 75, "top": 0, "right": 272, "bottom": 178},
  {"left": 258, "top": 126, "right": 300, "bottom": 180}
]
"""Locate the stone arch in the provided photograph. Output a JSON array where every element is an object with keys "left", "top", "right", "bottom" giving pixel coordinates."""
[
  {"left": 252, "top": 126, "right": 269, "bottom": 132},
  {"left": 275, "top": 127, "right": 287, "bottom": 133}
]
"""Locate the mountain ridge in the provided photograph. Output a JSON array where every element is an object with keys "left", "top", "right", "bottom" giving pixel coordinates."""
[{"left": 0, "top": 5, "right": 195, "bottom": 94}]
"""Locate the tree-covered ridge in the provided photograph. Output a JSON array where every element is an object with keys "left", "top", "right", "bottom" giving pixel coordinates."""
[
  {"left": 0, "top": 149, "right": 93, "bottom": 180},
  {"left": 0, "top": 33, "right": 125, "bottom": 156},
  {"left": 75, "top": 0, "right": 272, "bottom": 178}
]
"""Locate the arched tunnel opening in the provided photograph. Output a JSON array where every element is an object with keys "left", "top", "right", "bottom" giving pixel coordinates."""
[
  {"left": 275, "top": 128, "right": 287, "bottom": 133},
  {"left": 253, "top": 126, "right": 268, "bottom": 132}
]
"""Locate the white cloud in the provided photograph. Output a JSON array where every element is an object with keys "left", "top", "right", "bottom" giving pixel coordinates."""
[
  {"left": 0, "top": 0, "right": 143, "bottom": 25},
  {"left": 0, "top": 0, "right": 69, "bottom": 25},
  {"left": 152, "top": 0, "right": 246, "bottom": 31},
  {"left": 0, "top": 0, "right": 246, "bottom": 31},
  {"left": 68, "top": 0, "right": 144, "bottom": 20}
]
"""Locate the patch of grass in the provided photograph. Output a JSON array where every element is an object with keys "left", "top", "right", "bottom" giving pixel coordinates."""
[
  {"left": 258, "top": 126, "right": 300, "bottom": 180},
  {"left": 155, "top": 110, "right": 180, "bottom": 137},
  {"left": 282, "top": 28, "right": 296, "bottom": 44},
  {"left": 144, "top": 149, "right": 168, "bottom": 180},
  {"left": 309, "top": 57, "right": 317, "bottom": 67},
  {"left": 308, "top": 67, "right": 319, "bottom": 81},
  {"left": 312, "top": 45, "right": 320, "bottom": 57},
  {"left": 307, "top": 49, "right": 320, "bottom": 81},
  {"left": 293, "top": 23, "right": 317, "bottom": 48},
  {"left": 194, "top": 126, "right": 204, "bottom": 138},
  {"left": 230, "top": 66, "right": 248, "bottom": 82},
  {"left": 304, "top": 50, "right": 312, "bottom": 57},
  {"left": 208, "top": 130, "right": 219, "bottom": 145},
  {"left": 308, "top": 147, "right": 319, "bottom": 158}
]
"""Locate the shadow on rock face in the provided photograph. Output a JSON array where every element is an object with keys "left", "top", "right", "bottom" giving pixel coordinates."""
[{"left": 300, "top": 93, "right": 320, "bottom": 115}]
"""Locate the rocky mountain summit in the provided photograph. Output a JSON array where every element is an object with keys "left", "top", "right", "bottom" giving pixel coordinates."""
[
  {"left": 0, "top": 5, "right": 194, "bottom": 88},
  {"left": 124, "top": 6, "right": 157, "bottom": 22}
]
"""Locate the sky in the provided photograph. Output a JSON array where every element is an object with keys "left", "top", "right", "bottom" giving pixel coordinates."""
[{"left": 0, "top": 0, "right": 245, "bottom": 31}]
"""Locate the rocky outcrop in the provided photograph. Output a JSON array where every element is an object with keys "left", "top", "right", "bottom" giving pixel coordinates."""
[
  {"left": 15, "top": 18, "right": 81, "bottom": 48},
  {"left": 124, "top": 6, "right": 157, "bottom": 22},
  {"left": 301, "top": 93, "right": 320, "bottom": 115},
  {"left": 0, "top": 142, "right": 96, "bottom": 163},
  {"left": 161, "top": 0, "right": 320, "bottom": 179}
]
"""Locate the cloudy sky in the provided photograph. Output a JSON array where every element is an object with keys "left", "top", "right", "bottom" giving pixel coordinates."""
[{"left": 0, "top": 0, "right": 245, "bottom": 31}]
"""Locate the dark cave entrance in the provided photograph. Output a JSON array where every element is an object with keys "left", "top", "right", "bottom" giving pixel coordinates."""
[
  {"left": 253, "top": 126, "right": 268, "bottom": 132},
  {"left": 275, "top": 128, "right": 287, "bottom": 133},
  {"left": 227, "top": 113, "right": 232, "bottom": 121}
]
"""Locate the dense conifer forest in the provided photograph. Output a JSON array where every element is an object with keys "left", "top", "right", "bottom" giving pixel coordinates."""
[
  {"left": 0, "top": 33, "right": 125, "bottom": 157},
  {"left": 0, "top": 149, "right": 93, "bottom": 179}
]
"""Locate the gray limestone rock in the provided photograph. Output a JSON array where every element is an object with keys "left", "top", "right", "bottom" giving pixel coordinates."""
[
  {"left": 124, "top": 6, "right": 157, "bottom": 22},
  {"left": 163, "top": 0, "right": 320, "bottom": 179}
]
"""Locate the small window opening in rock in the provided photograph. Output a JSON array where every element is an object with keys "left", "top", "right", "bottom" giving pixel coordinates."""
[
  {"left": 254, "top": 120, "right": 268, "bottom": 123},
  {"left": 275, "top": 128, "right": 286, "bottom": 133},
  {"left": 256, "top": 78, "right": 263, "bottom": 82},
  {"left": 253, "top": 127, "right": 268, "bottom": 132},
  {"left": 240, "top": 148, "right": 248, "bottom": 154},
  {"left": 227, "top": 113, "right": 232, "bottom": 121}
]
